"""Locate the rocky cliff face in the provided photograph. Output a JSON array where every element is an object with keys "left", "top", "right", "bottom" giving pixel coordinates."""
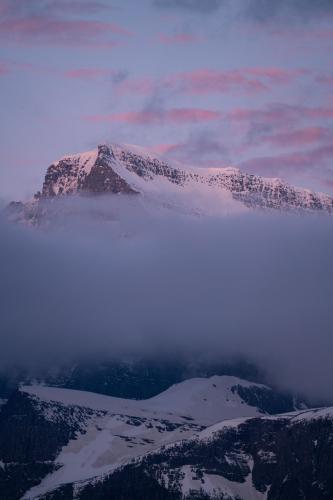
[
  {"left": 41, "top": 145, "right": 137, "bottom": 198},
  {"left": 6, "top": 143, "right": 333, "bottom": 225}
]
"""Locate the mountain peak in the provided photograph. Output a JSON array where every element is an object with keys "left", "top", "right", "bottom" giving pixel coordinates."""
[
  {"left": 97, "top": 143, "right": 113, "bottom": 157},
  {"left": 6, "top": 142, "right": 333, "bottom": 224}
]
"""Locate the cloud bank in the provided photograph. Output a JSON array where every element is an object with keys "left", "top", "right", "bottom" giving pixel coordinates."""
[
  {"left": 153, "top": 0, "right": 223, "bottom": 14},
  {"left": 0, "top": 0, "right": 130, "bottom": 48},
  {"left": 1, "top": 197, "right": 333, "bottom": 403},
  {"left": 242, "top": 0, "right": 333, "bottom": 22},
  {"left": 153, "top": 0, "right": 333, "bottom": 20}
]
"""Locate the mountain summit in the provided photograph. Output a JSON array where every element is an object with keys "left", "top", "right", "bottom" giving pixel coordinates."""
[{"left": 7, "top": 143, "right": 333, "bottom": 224}]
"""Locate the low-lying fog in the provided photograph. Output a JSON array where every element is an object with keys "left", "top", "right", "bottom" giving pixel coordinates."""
[{"left": 1, "top": 195, "right": 332, "bottom": 402}]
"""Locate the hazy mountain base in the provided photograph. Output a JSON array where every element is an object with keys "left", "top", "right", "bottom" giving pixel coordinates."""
[{"left": 0, "top": 356, "right": 306, "bottom": 410}]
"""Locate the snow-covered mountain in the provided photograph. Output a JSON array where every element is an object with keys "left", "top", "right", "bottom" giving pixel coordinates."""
[
  {"left": 0, "top": 375, "right": 329, "bottom": 500},
  {"left": 0, "top": 376, "right": 303, "bottom": 499},
  {"left": 7, "top": 143, "right": 333, "bottom": 224},
  {"left": 3, "top": 143, "right": 333, "bottom": 500},
  {"left": 86, "top": 406, "right": 333, "bottom": 500}
]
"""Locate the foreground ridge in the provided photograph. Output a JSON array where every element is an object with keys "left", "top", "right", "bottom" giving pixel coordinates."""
[
  {"left": 0, "top": 375, "right": 301, "bottom": 499},
  {"left": 0, "top": 376, "right": 328, "bottom": 500}
]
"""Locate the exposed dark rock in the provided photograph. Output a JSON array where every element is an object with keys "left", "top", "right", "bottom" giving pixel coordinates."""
[
  {"left": 0, "top": 390, "right": 96, "bottom": 499},
  {"left": 42, "top": 145, "right": 137, "bottom": 198},
  {"left": 231, "top": 384, "right": 297, "bottom": 415},
  {"left": 81, "top": 145, "right": 137, "bottom": 195}
]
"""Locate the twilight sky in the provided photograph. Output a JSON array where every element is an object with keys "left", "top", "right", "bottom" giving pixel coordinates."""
[{"left": 1, "top": 0, "right": 333, "bottom": 200}]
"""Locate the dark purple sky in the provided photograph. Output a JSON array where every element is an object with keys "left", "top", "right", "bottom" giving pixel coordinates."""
[{"left": 1, "top": 0, "right": 333, "bottom": 200}]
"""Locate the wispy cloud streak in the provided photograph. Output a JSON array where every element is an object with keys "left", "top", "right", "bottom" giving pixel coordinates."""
[
  {"left": 115, "top": 67, "right": 306, "bottom": 97},
  {"left": 0, "top": 0, "right": 132, "bottom": 48},
  {"left": 85, "top": 108, "right": 222, "bottom": 124}
]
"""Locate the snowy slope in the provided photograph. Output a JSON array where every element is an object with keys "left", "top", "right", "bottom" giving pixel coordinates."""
[
  {"left": 141, "top": 375, "right": 268, "bottom": 425},
  {"left": 21, "top": 376, "right": 271, "bottom": 499},
  {"left": 23, "top": 375, "right": 265, "bottom": 425},
  {"left": 104, "top": 405, "right": 333, "bottom": 500},
  {"left": 23, "top": 395, "right": 333, "bottom": 500}
]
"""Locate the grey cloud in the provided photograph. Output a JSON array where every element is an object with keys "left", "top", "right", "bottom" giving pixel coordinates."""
[
  {"left": 0, "top": 0, "right": 111, "bottom": 17},
  {"left": 1, "top": 198, "right": 333, "bottom": 403},
  {"left": 152, "top": 0, "right": 333, "bottom": 19},
  {"left": 241, "top": 0, "right": 333, "bottom": 22},
  {"left": 153, "top": 0, "right": 224, "bottom": 14},
  {"left": 111, "top": 70, "right": 129, "bottom": 85},
  {"left": 165, "top": 130, "right": 230, "bottom": 165}
]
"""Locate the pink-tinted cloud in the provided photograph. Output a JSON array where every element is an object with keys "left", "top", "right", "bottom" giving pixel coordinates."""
[
  {"left": 114, "top": 67, "right": 305, "bottom": 97},
  {"left": 157, "top": 33, "right": 201, "bottom": 44},
  {"left": 0, "top": 60, "right": 126, "bottom": 82},
  {"left": 228, "top": 104, "right": 333, "bottom": 128},
  {"left": 175, "top": 68, "right": 268, "bottom": 94},
  {"left": 64, "top": 68, "right": 115, "bottom": 79},
  {"left": 240, "top": 144, "right": 333, "bottom": 180},
  {"left": 247, "top": 67, "right": 308, "bottom": 83},
  {"left": 317, "top": 29, "right": 333, "bottom": 40},
  {"left": 0, "top": 62, "right": 9, "bottom": 75},
  {"left": 151, "top": 143, "right": 181, "bottom": 154},
  {"left": 245, "top": 22, "right": 333, "bottom": 46},
  {"left": 323, "top": 179, "right": 333, "bottom": 189},
  {"left": 262, "top": 126, "right": 332, "bottom": 148},
  {"left": 0, "top": 16, "right": 132, "bottom": 48},
  {"left": 115, "top": 77, "right": 156, "bottom": 96},
  {"left": 316, "top": 74, "right": 333, "bottom": 85},
  {"left": 0, "top": 60, "right": 48, "bottom": 76},
  {"left": 85, "top": 108, "right": 222, "bottom": 125}
]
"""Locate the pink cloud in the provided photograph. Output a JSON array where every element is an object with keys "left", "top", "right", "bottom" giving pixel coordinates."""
[
  {"left": 115, "top": 77, "right": 155, "bottom": 96},
  {"left": 64, "top": 68, "right": 115, "bottom": 79},
  {"left": 151, "top": 143, "right": 181, "bottom": 154},
  {"left": 157, "top": 33, "right": 201, "bottom": 44},
  {"left": 305, "top": 107, "right": 333, "bottom": 119},
  {"left": 85, "top": 108, "right": 222, "bottom": 125},
  {"left": 173, "top": 68, "right": 266, "bottom": 94},
  {"left": 240, "top": 144, "right": 333, "bottom": 180},
  {"left": 262, "top": 127, "right": 332, "bottom": 148},
  {"left": 228, "top": 104, "right": 333, "bottom": 128},
  {"left": 246, "top": 23, "right": 333, "bottom": 46},
  {"left": 0, "top": 60, "right": 123, "bottom": 81},
  {"left": 0, "top": 16, "right": 132, "bottom": 48},
  {"left": 317, "top": 30, "right": 333, "bottom": 40},
  {"left": 322, "top": 179, "right": 333, "bottom": 189},
  {"left": 114, "top": 66, "right": 305, "bottom": 98},
  {"left": 0, "top": 62, "right": 9, "bottom": 75},
  {"left": 246, "top": 67, "right": 307, "bottom": 83},
  {"left": 167, "top": 67, "right": 306, "bottom": 96},
  {"left": 0, "top": 60, "right": 47, "bottom": 76},
  {"left": 317, "top": 75, "right": 333, "bottom": 85}
]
